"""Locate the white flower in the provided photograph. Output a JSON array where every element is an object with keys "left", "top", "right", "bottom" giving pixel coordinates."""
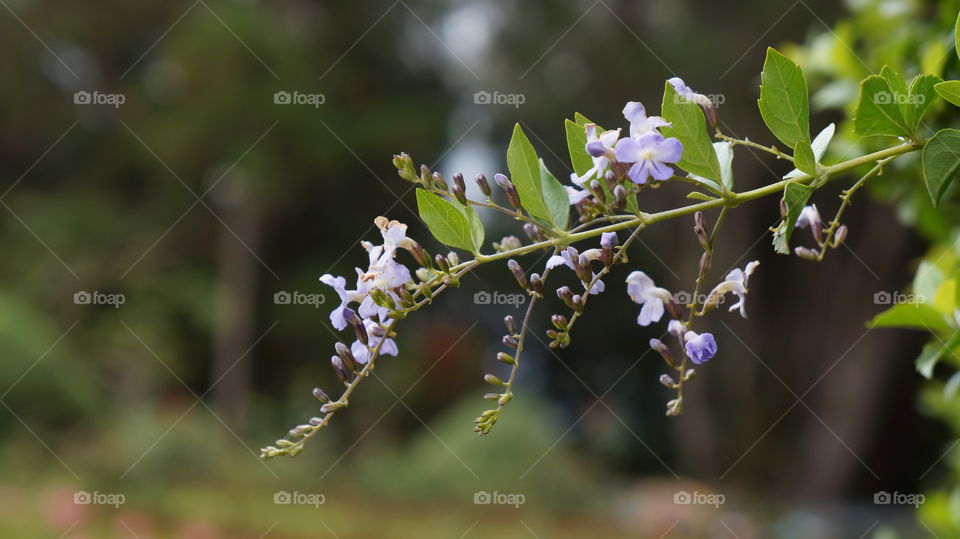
[
  {"left": 626, "top": 270, "right": 674, "bottom": 326},
  {"left": 571, "top": 124, "right": 621, "bottom": 186},
  {"left": 705, "top": 261, "right": 760, "bottom": 318},
  {"left": 351, "top": 319, "right": 398, "bottom": 365},
  {"left": 795, "top": 205, "right": 821, "bottom": 230},
  {"left": 546, "top": 246, "right": 605, "bottom": 294}
]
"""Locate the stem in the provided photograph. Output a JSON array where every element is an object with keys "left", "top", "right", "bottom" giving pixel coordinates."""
[{"left": 716, "top": 132, "right": 794, "bottom": 162}]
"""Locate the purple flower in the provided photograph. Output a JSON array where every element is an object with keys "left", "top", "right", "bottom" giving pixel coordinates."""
[
  {"left": 622, "top": 101, "right": 670, "bottom": 138},
  {"left": 704, "top": 261, "right": 759, "bottom": 318},
  {"left": 795, "top": 205, "right": 821, "bottom": 230},
  {"left": 684, "top": 331, "right": 717, "bottom": 364},
  {"left": 319, "top": 273, "right": 367, "bottom": 330},
  {"left": 615, "top": 132, "right": 683, "bottom": 184},
  {"left": 546, "top": 246, "right": 605, "bottom": 294}
]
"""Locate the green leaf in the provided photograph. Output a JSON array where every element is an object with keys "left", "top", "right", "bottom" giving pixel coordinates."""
[
  {"left": 757, "top": 47, "right": 814, "bottom": 173},
  {"left": 916, "top": 331, "right": 960, "bottom": 379},
  {"left": 854, "top": 71, "right": 911, "bottom": 137},
  {"left": 538, "top": 159, "right": 570, "bottom": 230},
  {"left": 922, "top": 128, "right": 960, "bottom": 207},
  {"left": 687, "top": 191, "right": 718, "bottom": 202},
  {"left": 906, "top": 74, "right": 941, "bottom": 130},
  {"left": 574, "top": 112, "right": 592, "bottom": 126},
  {"left": 416, "top": 190, "right": 482, "bottom": 253},
  {"left": 868, "top": 302, "right": 953, "bottom": 333},
  {"left": 955, "top": 9, "right": 960, "bottom": 63},
  {"left": 564, "top": 119, "right": 593, "bottom": 178},
  {"left": 935, "top": 80, "right": 960, "bottom": 107},
  {"left": 793, "top": 142, "right": 816, "bottom": 176},
  {"left": 772, "top": 182, "right": 813, "bottom": 254},
  {"left": 784, "top": 124, "right": 835, "bottom": 179},
  {"left": 507, "top": 124, "right": 560, "bottom": 226},
  {"left": 661, "top": 81, "right": 722, "bottom": 181}
]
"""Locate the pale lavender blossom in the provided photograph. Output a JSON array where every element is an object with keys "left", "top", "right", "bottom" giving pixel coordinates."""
[
  {"left": 668, "top": 77, "right": 713, "bottom": 108},
  {"left": 615, "top": 132, "right": 683, "bottom": 184},
  {"left": 795, "top": 205, "right": 821, "bottom": 230},
  {"left": 319, "top": 273, "right": 367, "bottom": 330},
  {"left": 684, "top": 331, "right": 717, "bottom": 364},
  {"left": 572, "top": 123, "right": 621, "bottom": 186},
  {"left": 705, "top": 261, "right": 760, "bottom": 318},
  {"left": 622, "top": 101, "right": 671, "bottom": 138},
  {"left": 351, "top": 319, "right": 398, "bottom": 365},
  {"left": 546, "top": 246, "right": 605, "bottom": 294},
  {"left": 626, "top": 271, "right": 674, "bottom": 326}
]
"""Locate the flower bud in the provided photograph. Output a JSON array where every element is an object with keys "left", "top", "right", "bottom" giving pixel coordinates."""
[
  {"left": 693, "top": 211, "right": 710, "bottom": 250},
  {"left": 702, "top": 102, "right": 719, "bottom": 129},
  {"left": 613, "top": 185, "right": 627, "bottom": 211},
  {"left": 699, "top": 252, "right": 712, "bottom": 274},
  {"left": 779, "top": 198, "right": 787, "bottom": 218},
  {"left": 529, "top": 273, "right": 543, "bottom": 295},
  {"left": 331, "top": 356, "right": 350, "bottom": 384},
  {"left": 312, "top": 387, "right": 330, "bottom": 403},
  {"left": 335, "top": 342, "right": 359, "bottom": 373},
  {"left": 309, "top": 417, "right": 323, "bottom": 426},
  {"left": 550, "top": 314, "right": 568, "bottom": 330},
  {"left": 475, "top": 173, "right": 492, "bottom": 196},
  {"left": 502, "top": 335, "right": 518, "bottom": 348},
  {"left": 650, "top": 338, "right": 676, "bottom": 367},
  {"left": 834, "top": 225, "right": 848, "bottom": 245},
  {"left": 497, "top": 352, "right": 515, "bottom": 365},
  {"left": 432, "top": 171, "right": 448, "bottom": 191},
  {"left": 452, "top": 184, "right": 468, "bottom": 205},
  {"left": 556, "top": 286, "right": 575, "bottom": 308},
  {"left": 604, "top": 170, "right": 617, "bottom": 190},
  {"left": 507, "top": 259, "right": 528, "bottom": 289},
  {"left": 812, "top": 221, "right": 824, "bottom": 244},
  {"left": 589, "top": 179, "right": 602, "bottom": 197},
  {"left": 483, "top": 393, "right": 500, "bottom": 400},
  {"left": 503, "top": 315, "right": 518, "bottom": 334},
  {"left": 523, "top": 223, "right": 545, "bottom": 243},
  {"left": 571, "top": 294, "right": 584, "bottom": 313},
  {"left": 484, "top": 373, "right": 505, "bottom": 386},
  {"left": 659, "top": 374, "right": 677, "bottom": 388},
  {"left": 665, "top": 398, "right": 682, "bottom": 416},
  {"left": 406, "top": 241, "right": 429, "bottom": 268},
  {"left": 434, "top": 253, "right": 450, "bottom": 272},
  {"left": 420, "top": 164, "right": 431, "bottom": 183},
  {"left": 504, "top": 183, "right": 522, "bottom": 209},
  {"left": 447, "top": 251, "right": 460, "bottom": 266},
  {"left": 794, "top": 246, "right": 820, "bottom": 261},
  {"left": 321, "top": 401, "right": 345, "bottom": 414},
  {"left": 452, "top": 172, "right": 466, "bottom": 192},
  {"left": 493, "top": 172, "right": 510, "bottom": 189},
  {"left": 393, "top": 152, "right": 417, "bottom": 182}
]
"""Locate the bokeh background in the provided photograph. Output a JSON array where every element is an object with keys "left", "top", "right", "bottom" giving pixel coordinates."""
[{"left": 0, "top": 0, "right": 955, "bottom": 537}]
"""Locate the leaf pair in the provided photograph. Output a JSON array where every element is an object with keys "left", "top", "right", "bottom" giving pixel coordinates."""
[
  {"left": 418, "top": 124, "right": 570, "bottom": 254},
  {"left": 854, "top": 66, "right": 939, "bottom": 139}
]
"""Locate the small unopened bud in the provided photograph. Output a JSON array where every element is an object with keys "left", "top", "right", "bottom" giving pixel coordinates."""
[
  {"left": 503, "top": 315, "right": 518, "bottom": 335},
  {"left": 665, "top": 299, "right": 682, "bottom": 320},
  {"left": 342, "top": 308, "right": 361, "bottom": 327},
  {"left": 406, "top": 241, "right": 429, "bottom": 268},
  {"left": 693, "top": 211, "right": 710, "bottom": 250},
  {"left": 451, "top": 183, "right": 468, "bottom": 205},
  {"left": 452, "top": 172, "right": 465, "bottom": 192},
  {"left": 309, "top": 417, "right": 323, "bottom": 426},
  {"left": 432, "top": 171, "right": 448, "bottom": 191},
  {"left": 483, "top": 393, "right": 500, "bottom": 400},
  {"left": 434, "top": 253, "right": 450, "bottom": 272},
  {"left": 447, "top": 252, "right": 460, "bottom": 266},
  {"left": 420, "top": 164, "right": 431, "bottom": 183},
  {"left": 557, "top": 286, "right": 575, "bottom": 308},
  {"left": 507, "top": 259, "right": 528, "bottom": 289},
  {"left": 834, "top": 225, "right": 848, "bottom": 245},
  {"left": 794, "top": 246, "right": 820, "bottom": 260},
  {"left": 523, "top": 223, "right": 545, "bottom": 243},
  {"left": 312, "top": 387, "right": 330, "bottom": 403},
  {"left": 613, "top": 185, "right": 627, "bottom": 210},
  {"left": 812, "top": 221, "right": 824, "bottom": 243},
  {"left": 496, "top": 352, "right": 515, "bottom": 365},
  {"left": 550, "top": 314, "right": 568, "bottom": 330},
  {"left": 393, "top": 152, "right": 417, "bottom": 181},
  {"left": 779, "top": 198, "right": 787, "bottom": 218},
  {"left": 320, "top": 401, "right": 345, "bottom": 414},
  {"left": 571, "top": 294, "right": 584, "bottom": 313},
  {"left": 475, "top": 173, "right": 492, "bottom": 196},
  {"left": 650, "top": 338, "right": 675, "bottom": 367},
  {"left": 702, "top": 102, "right": 719, "bottom": 129},
  {"left": 659, "top": 374, "right": 677, "bottom": 388},
  {"left": 529, "top": 273, "right": 543, "bottom": 295},
  {"left": 484, "top": 373, "right": 505, "bottom": 386},
  {"left": 665, "top": 398, "right": 682, "bottom": 416},
  {"left": 331, "top": 356, "right": 350, "bottom": 384},
  {"left": 335, "top": 342, "right": 359, "bottom": 373},
  {"left": 604, "top": 170, "right": 617, "bottom": 190},
  {"left": 493, "top": 172, "right": 511, "bottom": 189},
  {"left": 502, "top": 335, "right": 518, "bottom": 348},
  {"left": 589, "top": 179, "right": 602, "bottom": 197},
  {"left": 504, "top": 183, "right": 522, "bottom": 209}
]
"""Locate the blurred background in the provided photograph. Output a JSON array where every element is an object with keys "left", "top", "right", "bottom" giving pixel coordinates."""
[{"left": 1, "top": 0, "right": 958, "bottom": 537}]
